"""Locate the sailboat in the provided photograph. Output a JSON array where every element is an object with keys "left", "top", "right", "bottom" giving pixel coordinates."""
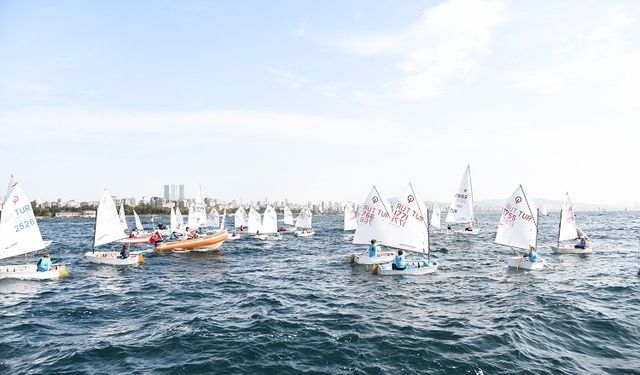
[
  {"left": 120, "top": 208, "right": 153, "bottom": 244},
  {"left": 541, "top": 205, "right": 549, "bottom": 216},
  {"left": 279, "top": 205, "right": 296, "bottom": 233},
  {"left": 430, "top": 202, "right": 441, "bottom": 229},
  {"left": 186, "top": 186, "right": 208, "bottom": 230},
  {"left": 495, "top": 185, "right": 545, "bottom": 270},
  {"left": 446, "top": 165, "right": 479, "bottom": 234},
  {"left": 349, "top": 186, "right": 396, "bottom": 265},
  {"left": 119, "top": 202, "right": 128, "bottom": 232},
  {"left": 343, "top": 203, "right": 357, "bottom": 231},
  {"left": 550, "top": 193, "right": 593, "bottom": 254},
  {"left": 255, "top": 205, "right": 282, "bottom": 241},
  {"left": 234, "top": 206, "right": 248, "bottom": 231},
  {"left": 247, "top": 207, "right": 261, "bottom": 234},
  {"left": 0, "top": 175, "right": 67, "bottom": 280},
  {"left": 85, "top": 190, "right": 145, "bottom": 265},
  {"left": 293, "top": 207, "right": 314, "bottom": 237},
  {"left": 372, "top": 183, "right": 439, "bottom": 275},
  {"left": 207, "top": 207, "right": 220, "bottom": 229}
]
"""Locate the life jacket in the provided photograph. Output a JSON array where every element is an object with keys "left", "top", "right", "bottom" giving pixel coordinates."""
[
  {"left": 395, "top": 254, "right": 406, "bottom": 269},
  {"left": 529, "top": 252, "right": 538, "bottom": 263},
  {"left": 368, "top": 245, "right": 377, "bottom": 257}
]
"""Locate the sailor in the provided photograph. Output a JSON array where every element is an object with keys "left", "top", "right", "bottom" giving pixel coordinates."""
[
  {"left": 447, "top": 224, "right": 452, "bottom": 231},
  {"left": 465, "top": 222, "right": 473, "bottom": 231},
  {"left": 575, "top": 235, "right": 589, "bottom": 249},
  {"left": 36, "top": 253, "right": 52, "bottom": 272},
  {"left": 119, "top": 244, "right": 130, "bottom": 259},
  {"left": 392, "top": 250, "right": 406, "bottom": 270},
  {"left": 368, "top": 239, "right": 378, "bottom": 257},
  {"left": 524, "top": 245, "right": 538, "bottom": 263}
]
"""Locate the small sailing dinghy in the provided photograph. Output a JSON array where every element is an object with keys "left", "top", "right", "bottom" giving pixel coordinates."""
[
  {"left": 344, "top": 203, "right": 357, "bottom": 231},
  {"left": 278, "top": 205, "right": 296, "bottom": 233},
  {"left": 255, "top": 205, "right": 282, "bottom": 241},
  {"left": 496, "top": 185, "right": 545, "bottom": 270},
  {"left": 430, "top": 202, "right": 441, "bottom": 230},
  {"left": 349, "top": 186, "right": 396, "bottom": 265},
  {"left": 119, "top": 209, "right": 153, "bottom": 244},
  {"left": 372, "top": 183, "right": 438, "bottom": 276},
  {"left": 446, "top": 165, "right": 480, "bottom": 234},
  {"left": 294, "top": 207, "right": 314, "bottom": 237},
  {"left": 0, "top": 175, "right": 67, "bottom": 280},
  {"left": 550, "top": 193, "right": 593, "bottom": 254},
  {"left": 85, "top": 190, "right": 144, "bottom": 265}
]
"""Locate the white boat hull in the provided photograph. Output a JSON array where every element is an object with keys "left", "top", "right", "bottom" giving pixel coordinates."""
[
  {"left": 349, "top": 252, "right": 396, "bottom": 265},
  {"left": 550, "top": 245, "right": 593, "bottom": 254},
  {"left": 225, "top": 233, "right": 242, "bottom": 241},
  {"left": 373, "top": 260, "right": 439, "bottom": 276},
  {"left": 294, "top": 230, "right": 314, "bottom": 237},
  {"left": 0, "top": 264, "right": 69, "bottom": 280},
  {"left": 254, "top": 233, "right": 282, "bottom": 241},
  {"left": 85, "top": 251, "right": 144, "bottom": 265},
  {"left": 506, "top": 256, "right": 545, "bottom": 270},
  {"left": 459, "top": 228, "right": 481, "bottom": 235}
]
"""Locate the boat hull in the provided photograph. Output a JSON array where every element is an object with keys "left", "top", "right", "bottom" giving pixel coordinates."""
[
  {"left": 0, "top": 264, "right": 69, "bottom": 280},
  {"left": 550, "top": 245, "right": 593, "bottom": 254},
  {"left": 85, "top": 251, "right": 144, "bottom": 265},
  {"left": 373, "top": 260, "right": 438, "bottom": 275},
  {"left": 154, "top": 231, "right": 228, "bottom": 252},
  {"left": 459, "top": 228, "right": 481, "bottom": 235},
  {"left": 254, "top": 233, "right": 282, "bottom": 241},
  {"left": 349, "top": 252, "right": 396, "bottom": 265},
  {"left": 294, "top": 230, "right": 315, "bottom": 237},
  {"left": 506, "top": 256, "right": 545, "bottom": 270}
]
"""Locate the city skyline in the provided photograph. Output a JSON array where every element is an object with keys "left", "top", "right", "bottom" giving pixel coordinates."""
[{"left": 1, "top": 1, "right": 639, "bottom": 205}]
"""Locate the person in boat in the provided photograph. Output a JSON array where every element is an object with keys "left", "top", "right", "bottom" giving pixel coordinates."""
[
  {"left": 524, "top": 245, "right": 538, "bottom": 263},
  {"left": 149, "top": 231, "right": 163, "bottom": 244},
  {"left": 465, "top": 222, "right": 473, "bottom": 231},
  {"left": 447, "top": 224, "right": 452, "bottom": 231},
  {"left": 575, "top": 236, "right": 590, "bottom": 249},
  {"left": 128, "top": 229, "right": 137, "bottom": 238},
  {"left": 278, "top": 226, "right": 286, "bottom": 232},
  {"left": 169, "top": 231, "right": 178, "bottom": 241},
  {"left": 157, "top": 223, "right": 166, "bottom": 230},
  {"left": 392, "top": 250, "right": 406, "bottom": 270},
  {"left": 240, "top": 225, "right": 245, "bottom": 231},
  {"left": 36, "top": 253, "right": 52, "bottom": 272},
  {"left": 368, "top": 239, "right": 378, "bottom": 258},
  {"left": 186, "top": 227, "right": 198, "bottom": 239},
  {"left": 119, "top": 244, "right": 130, "bottom": 259}
]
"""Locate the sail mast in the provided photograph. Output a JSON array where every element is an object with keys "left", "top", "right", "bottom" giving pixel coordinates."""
[
  {"left": 557, "top": 197, "right": 564, "bottom": 247},
  {"left": 467, "top": 164, "right": 475, "bottom": 223}
]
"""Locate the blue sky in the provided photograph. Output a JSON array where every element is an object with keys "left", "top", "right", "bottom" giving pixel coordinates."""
[{"left": 1, "top": 0, "right": 639, "bottom": 205}]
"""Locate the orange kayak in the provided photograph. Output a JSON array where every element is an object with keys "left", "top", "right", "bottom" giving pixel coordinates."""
[{"left": 154, "top": 231, "right": 229, "bottom": 252}]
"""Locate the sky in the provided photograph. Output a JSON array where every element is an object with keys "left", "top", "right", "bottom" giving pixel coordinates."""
[{"left": 0, "top": 0, "right": 639, "bottom": 205}]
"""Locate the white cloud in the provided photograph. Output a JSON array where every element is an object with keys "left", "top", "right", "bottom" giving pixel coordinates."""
[
  {"left": 333, "top": 0, "right": 507, "bottom": 99},
  {"left": 265, "top": 66, "right": 312, "bottom": 88},
  {"left": 515, "top": 10, "right": 640, "bottom": 104},
  {"left": 0, "top": 78, "right": 56, "bottom": 99},
  {"left": 295, "top": 22, "right": 308, "bottom": 38}
]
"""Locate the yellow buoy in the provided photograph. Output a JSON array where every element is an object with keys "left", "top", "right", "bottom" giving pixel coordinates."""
[
  {"left": 348, "top": 254, "right": 355, "bottom": 264},
  {"left": 371, "top": 264, "right": 379, "bottom": 275},
  {"left": 137, "top": 254, "right": 145, "bottom": 265},
  {"left": 58, "top": 265, "right": 69, "bottom": 278}
]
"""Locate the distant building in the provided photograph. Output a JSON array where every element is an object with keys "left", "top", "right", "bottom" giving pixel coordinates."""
[
  {"left": 164, "top": 185, "right": 170, "bottom": 200},
  {"left": 179, "top": 185, "right": 185, "bottom": 199}
]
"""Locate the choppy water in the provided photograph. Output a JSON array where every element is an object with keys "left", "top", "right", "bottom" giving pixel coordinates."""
[{"left": 1, "top": 212, "right": 639, "bottom": 374}]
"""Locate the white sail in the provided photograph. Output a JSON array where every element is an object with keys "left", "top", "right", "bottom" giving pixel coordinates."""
[
  {"left": 352, "top": 186, "right": 392, "bottom": 245},
  {"left": 261, "top": 205, "right": 278, "bottom": 234},
  {"left": 542, "top": 205, "right": 548, "bottom": 216},
  {"left": 192, "top": 185, "right": 207, "bottom": 227},
  {"left": 207, "top": 208, "right": 220, "bottom": 228},
  {"left": 247, "top": 207, "right": 261, "bottom": 234},
  {"left": 283, "top": 206, "right": 294, "bottom": 226},
  {"left": 234, "top": 206, "right": 248, "bottom": 228},
  {"left": 220, "top": 208, "right": 226, "bottom": 230},
  {"left": 343, "top": 203, "right": 357, "bottom": 231},
  {"left": 384, "top": 184, "right": 430, "bottom": 254},
  {"left": 446, "top": 165, "right": 475, "bottom": 224},
  {"left": 133, "top": 209, "right": 144, "bottom": 231},
  {"left": 430, "top": 203, "right": 441, "bottom": 229},
  {"left": 118, "top": 203, "right": 128, "bottom": 231},
  {"left": 495, "top": 185, "right": 538, "bottom": 251},
  {"left": 94, "top": 190, "right": 126, "bottom": 247},
  {"left": 170, "top": 207, "right": 177, "bottom": 232},
  {"left": 0, "top": 177, "right": 48, "bottom": 259},
  {"left": 559, "top": 193, "right": 578, "bottom": 242},
  {"left": 295, "top": 207, "right": 313, "bottom": 229},
  {"left": 175, "top": 206, "right": 185, "bottom": 233}
]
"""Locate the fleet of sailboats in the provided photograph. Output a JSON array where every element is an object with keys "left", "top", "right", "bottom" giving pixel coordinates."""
[{"left": 0, "top": 169, "right": 609, "bottom": 282}]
